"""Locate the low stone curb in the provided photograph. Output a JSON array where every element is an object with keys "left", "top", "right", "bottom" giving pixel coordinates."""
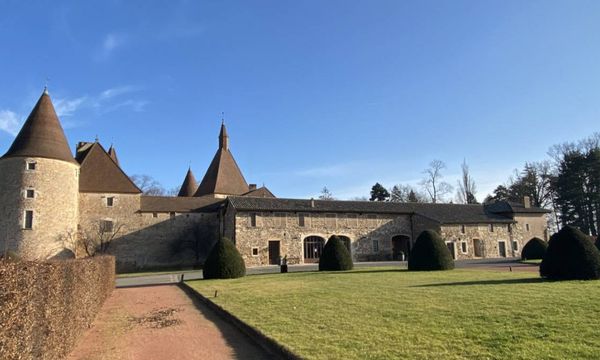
[{"left": 178, "top": 282, "right": 303, "bottom": 360}]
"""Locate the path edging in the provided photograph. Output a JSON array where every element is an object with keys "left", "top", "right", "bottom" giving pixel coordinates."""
[{"left": 179, "top": 282, "right": 303, "bottom": 360}]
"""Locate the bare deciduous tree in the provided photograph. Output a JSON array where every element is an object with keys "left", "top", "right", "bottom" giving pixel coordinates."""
[
  {"left": 318, "top": 186, "right": 335, "bottom": 200},
  {"left": 130, "top": 174, "right": 166, "bottom": 196},
  {"left": 80, "top": 220, "right": 124, "bottom": 257},
  {"left": 456, "top": 159, "right": 478, "bottom": 204},
  {"left": 420, "top": 159, "right": 453, "bottom": 203}
]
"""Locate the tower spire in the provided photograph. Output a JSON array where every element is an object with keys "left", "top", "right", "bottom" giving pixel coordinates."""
[{"left": 219, "top": 118, "right": 229, "bottom": 151}]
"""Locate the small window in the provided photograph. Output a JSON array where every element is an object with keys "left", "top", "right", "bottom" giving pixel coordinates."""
[
  {"left": 461, "top": 241, "right": 468, "bottom": 254},
  {"left": 250, "top": 213, "right": 257, "bottom": 227},
  {"left": 26, "top": 189, "right": 35, "bottom": 198},
  {"left": 460, "top": 225, "right": 466, "bottom": 234},
  {"left": 489, "top": 224, "right": 494, "bottom": 232},
  {"left": 23, "top": 210, "right": 33, "bottom": 229},
  {"left": 106, "top": 197, "right": 114, "bottom": 207},
  {"left": 252, "top": 247, "right": 259, "bottom": 256},
  {"left": 152, "top": 212, "right": 158, "bottom": 218},
  {"left": 298, "top": 213, "right": 306, "bottom": 227},
  {"left": 100, "top": 220, "right": 114, "bottom": 233},
  {"left": 526, "top": 224, "right": 530, "bottom": 232},
  {"left": 170, "top": 212, "right": 176, "bottom": 218},
  {"left": 26, "top": 162, "right": 36, "bottom": 170},
  {"left": 372, "top": 239, "right": 379, "bottom": 252},
  {"left": 513, "top": 241, "right": 519, "bottom": 251},
  {"left": 508, "top": 224, "right": 512, "bottom": 233}
]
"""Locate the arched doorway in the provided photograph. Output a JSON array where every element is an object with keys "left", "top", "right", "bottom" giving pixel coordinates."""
[
  {"left": 304, "top": 236, "right": 325, "bottom": 263},
  {"left": 330, "top": 235, "right": 352, "bottom": 255},
  {"left": 392, "top": 235, "right": 411, "bottom": 261}
]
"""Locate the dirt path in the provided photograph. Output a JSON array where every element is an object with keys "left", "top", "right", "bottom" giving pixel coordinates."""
[{"left": 68, "top": 285, "right": 269, "bottom": 360}]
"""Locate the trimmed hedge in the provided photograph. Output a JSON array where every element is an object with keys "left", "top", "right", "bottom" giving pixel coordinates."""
[
  {"left": 540, "top": 226, "right": 600, "bottom": 280},
  {"left": 319, "top": 236, "right": 354, "bottom": 271},
  {"left": 203, "top": 238, "right": 246, "bottom": 279},
  {"left": 408, "top": 230, "right": 454, "bottom": 271},
  {"left": 521, "top": 237, "right": 548, "bottom": 260},
  {"left": 0, "top": 256, "right": 115, "bottom": 360}
]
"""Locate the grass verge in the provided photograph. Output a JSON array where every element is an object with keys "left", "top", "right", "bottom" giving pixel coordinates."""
[{"left": 187, "top": 267, "right": 600, "bottom": 360}]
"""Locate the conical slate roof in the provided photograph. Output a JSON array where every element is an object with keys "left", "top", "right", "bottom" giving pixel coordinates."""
[
  {"left": 2, "top": 90, "right": 76, "bottom": 164},
  {"left": 178, "top": 168, "right": 198, "bottom": 197},
  {"left": 108, "top": 145, "right": 120, "bottom": 166},
  {"left": 194, "top": 123, "right": 249, "bottom": 197}
]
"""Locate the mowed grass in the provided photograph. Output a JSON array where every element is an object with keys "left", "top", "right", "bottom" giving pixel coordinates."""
[{"left": 187, "top": 268, "right": 600, "bottom": 360}]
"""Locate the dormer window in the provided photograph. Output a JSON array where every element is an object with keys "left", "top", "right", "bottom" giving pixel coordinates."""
[{"left": 26, "top": 161, "right": 36, "bottom": 170}]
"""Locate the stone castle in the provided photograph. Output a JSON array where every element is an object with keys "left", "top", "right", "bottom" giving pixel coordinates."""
[{"left": 0, "top": 90, "right": 549, "bottom": 271}]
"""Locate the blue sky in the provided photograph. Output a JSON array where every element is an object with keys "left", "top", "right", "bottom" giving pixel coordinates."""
[{"left": 1, "top": 1, "right": 599, "bottom": 200}]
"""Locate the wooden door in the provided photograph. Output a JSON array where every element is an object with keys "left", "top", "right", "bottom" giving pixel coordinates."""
[
  {"left": 268, "top": 241, "right": 280, "bottom": 265},
  {"left": 498, "top": 241, "right": 507, "bottom": 257},
  {"left": 446, "top": 242, "right": 456, "bottom": 259}
]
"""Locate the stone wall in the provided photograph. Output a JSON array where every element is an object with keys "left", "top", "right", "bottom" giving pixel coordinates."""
[
  {"left": 0, "top": 256, "right": 115, "bottom": 360},
  {"left": 441, "top": 223, "right": 517, "bottom": 259},
  {"left": 0, "top": 157, "right": 79, "bottom": 260},
  {"left": 227, "top": 209, "right": 413, "bottom": 266},
  {"left": 513, "top": 214, "right": 548, "bottom": 242},
  {"left": 78, "top": 193, "right": 218, "bottom": 272}
]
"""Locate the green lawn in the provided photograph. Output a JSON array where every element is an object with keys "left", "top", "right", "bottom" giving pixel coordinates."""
[
  {"left": 520, "top": 259, "right": 543, "bottom": 265},
  {"left": 116, "top": 269, "right": 197, "bottom": 278},
  {"left": 187, "top": 268, "right": 600, "bottom": 360}
]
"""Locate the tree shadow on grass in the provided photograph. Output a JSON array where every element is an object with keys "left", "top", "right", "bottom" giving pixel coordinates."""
[{"left": 413, "top": 277, "right": 546, "bottom": 287}]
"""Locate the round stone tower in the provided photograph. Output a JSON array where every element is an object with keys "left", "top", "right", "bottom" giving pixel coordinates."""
[{"left": 0, "top": 89, "right": 79, "bottom": 259}]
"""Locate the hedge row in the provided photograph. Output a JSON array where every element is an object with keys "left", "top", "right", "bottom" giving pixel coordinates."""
[{"left": 0, "top": 256, "right": 115, "bottom": 360}]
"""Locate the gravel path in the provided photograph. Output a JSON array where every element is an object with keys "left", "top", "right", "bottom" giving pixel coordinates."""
[{"left": 68, "top": 285, "right": 269, "bottom": 360}]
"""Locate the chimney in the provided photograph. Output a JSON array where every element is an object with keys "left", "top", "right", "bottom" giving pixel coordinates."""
[
  {"left": 310, "top": 198, "right": 315, "bottom": 208},
  {"left": 249, "top": 184, "right": 257, "bottom": 191},
  {"left": 523, "top": 196, "right": 531, "bottom": 208}
]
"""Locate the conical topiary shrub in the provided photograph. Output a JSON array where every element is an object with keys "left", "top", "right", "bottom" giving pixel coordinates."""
[
  {"left": 540, "top": 226, "right": 600, "bottom": 280},
  {"left": 521, "top": 237, "right": 548, "bottom": 260},
  {"left": 319, "top": 236, "right": 353, "bottom": 271},
  {"left": 203, "top": 237, "right": 246, "bottom": 279},
  {"left": 408, "top": 230, "right": 454, "bottom": 271}
]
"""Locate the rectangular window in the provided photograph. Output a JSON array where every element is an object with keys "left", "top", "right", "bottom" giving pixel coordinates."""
[
  {"left": 346, "top": 214, "right": 358, "bottom": 228},
  {"left": 372, "top": 239, "right": 379, "bottom": 252},
  {"left": 298, "top": 213, "right": 306, "bottom": 227},
  {"left": 26, "top": 189, "right": 35, "bottom": 198},
  {"left": 106, "top": 197, "right": 114, "bottom": 207},
  {"left": 26, "top": 162, "right": 36, "bottom": 170},
  {"left": 325, "top": 213, "right": 337, "bottom": 228},
  {"left": 461, "top": 225, "right": 466, "bottom": 234},
  {"left": 23, "top": 210, "right": 33, "bottom": 229},
  {"left": 513, "top": 241, "right": 519, "bottom": 251},
  {"left": 526, "top": 224, "right": 530, "bottom": 232},
  {"left": 250, "top": 213, "right": 257, "bottom": 227},
  {"left": 461, "top": 241, "right": 468, "bottom": 254},
  {"left": 170, "top": 212, "right": 176, "bottom": 218},
  {"left": 152, "top": 212, "right": 158, "bottom": 218},
  {"left": 508, "top": 224, "right": 512, "bottom": 233},
  {"left": 367, "top": 214, "right": 378, "bottom": 227},
  {"left": 252, "top": 247, "right": 259, "bottom": 256},
  {"left": 489, "top": 224, "right": 494, "bottom": 232},
  {"left": 274, "top": 212, "right": 285, "bottom": 227},
  {"left": 100, "top": 220, "right": 114, "bottom": 233}
]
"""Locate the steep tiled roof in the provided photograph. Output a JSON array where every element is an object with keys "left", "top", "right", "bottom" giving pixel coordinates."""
[
  {"left": 485, "top": 201, "right": 550, "bottom": 214},
  {"left": 194, "top": 123, "right": 249, "bottom": 196},
  {"left": 227, "top": 197, "right": 516, "bottom": 224},
  {"left": 177, "top": 168, "right": 198, "bottom": 197},
  {"left": 242, "top": 186, "right": 275, "bottom": 198},
  {"left": 2, "top": 90, "right": 77, "bottom": 164},
  {"left": 77, "top": 142, "right": 141, "bottom": 194},
  {"left": 108, "top": 145, "right": 120, "bottom": 166},
  {"left": 140, "top": 196, "right": 223, "bottom": 212}
]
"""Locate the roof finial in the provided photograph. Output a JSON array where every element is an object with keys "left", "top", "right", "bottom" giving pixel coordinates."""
[
  {"left": 95, "top": 135, "right": 99, "bottom": 143},
  {"left": 221, "top": 111, "right": 225, "bottom": 125},
  {"left": 43, "top": 77, "right": 50, "bottom": 94}
]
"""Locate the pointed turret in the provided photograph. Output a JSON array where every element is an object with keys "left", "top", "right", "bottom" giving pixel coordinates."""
[
  {"left": 108, "top": 145, "right": 120, "bottom": 166},
  {"left": 178, "top": 167, "right": 198, "bottom": 197},
  {"left": 2, "top": 89, "right": 76, "bottom": 164},
  {"left": 195, "top": 122, "right": 249, "bottom": 197}
]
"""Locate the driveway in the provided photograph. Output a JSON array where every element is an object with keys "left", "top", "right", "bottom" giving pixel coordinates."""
[{"left": 68, "top": 285, "right": 271, "bottom": 360}]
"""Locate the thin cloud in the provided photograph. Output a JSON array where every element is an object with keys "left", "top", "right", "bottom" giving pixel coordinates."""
[
  {"left": 100, "top": 85, "right": 140, "bottom": 100},
  {"left": 95, "top": 33, "right": 126, "bottom": 61},
  {"left": 54, "top": 96, "right": 87, "bottom": 117},
  {"left": 0, "top": 110, "right": 21, "bottom": 136}
]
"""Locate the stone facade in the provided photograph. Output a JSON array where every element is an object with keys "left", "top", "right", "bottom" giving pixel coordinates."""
[
  {"left": 0, "top": 157, "right": 79, "bottom": 260},
  {"left": 224, "top": 206, "right": 548, "bottom": 266}
]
